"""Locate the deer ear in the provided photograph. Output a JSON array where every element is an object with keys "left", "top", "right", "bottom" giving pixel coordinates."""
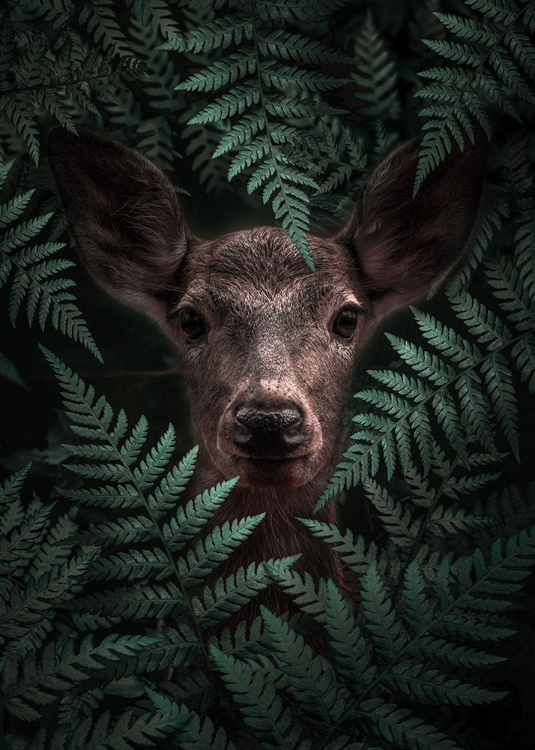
[
  {"left": 47, "top": 127, "right": 189, "bottom": 316},
  {"left": 338, "top": 137, "right": 488, "bottom": 313}
]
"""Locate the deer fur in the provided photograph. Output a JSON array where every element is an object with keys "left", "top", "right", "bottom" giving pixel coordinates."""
[{"left": 48, "top": 128, "right": 487, "bottom": 622}]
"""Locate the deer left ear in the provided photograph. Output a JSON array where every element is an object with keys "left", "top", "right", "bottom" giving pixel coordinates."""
[
  {"left": 338, "top": 137, "right": 488, "bottom": 313},
  {"left": 47, "top": 127, "right": 190, "bottom": 317}
]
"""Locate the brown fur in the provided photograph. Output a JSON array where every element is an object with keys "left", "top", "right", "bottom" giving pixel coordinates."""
[{"left": 48, "top": 128, "right": 487, "bottom": 630}]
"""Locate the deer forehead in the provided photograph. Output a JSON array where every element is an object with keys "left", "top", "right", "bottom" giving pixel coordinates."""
[
  {"left": 178, "top": 227, "right": 363, "bottom": 315},
  {"left": 186, "top": 226, "right": 353, "bottom": 277}
]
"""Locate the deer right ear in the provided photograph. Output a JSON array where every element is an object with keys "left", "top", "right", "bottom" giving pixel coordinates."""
[
  {"left": 338, "top": 136, "right": 488, "bottom": 315},
  {"left": 47, "top": 127, "right": 189, "bottom": 316}
]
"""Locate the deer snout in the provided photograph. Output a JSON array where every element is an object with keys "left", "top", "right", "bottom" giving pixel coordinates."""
[{"left": 233, "top": 403, "right": 304, "bottom": 458}]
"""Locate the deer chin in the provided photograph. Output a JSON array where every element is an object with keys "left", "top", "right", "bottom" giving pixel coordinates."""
[{"left": 230, "top": 453, "right": 321, "bottom": 489}]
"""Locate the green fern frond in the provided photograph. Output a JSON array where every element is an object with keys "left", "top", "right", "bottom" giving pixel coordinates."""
[
  {"left": 163, "top": 478, "right": 239, "bottom": 552},
  {"left": 148, "top": 445, "right": 199, "bottom": 517},
  {"left": 414, "top": 0, "right": 535, "bottom": 194},
  {"left": 352, "top": 13, "right": 400, "bottom": 120},
  {"left": 356, "top": 697, "right": 461, "bottom": 750},
  {"left": 88, "top": 547, "right": 172, "bottom": 583},
  {"left": 194, "top": 557, "right": 299, "bottom": 628},
  {"left": 297, "top": 519, "right": 376, "bottom": 576},
  {"left": 363, "top": 480, "right": 418, "bottom": 549},
  {"left": 361, "top": 561, "right": 408, "bottom": 659},
  {"left": 260, "top": 606, "right": 345, "bottom": 727},
  {"left": 72, "top": 582, "right": 187, "bottom": 619},
  {"left": 0, "top": 551, "right": 98, "bottom": 646},
  {"left": 175, "top": 1, "right": 354, "bottom": 268},
  {"left": 162, "top": 16, "right": 253, "bottom": 53},
  {"left": 210, "top": 645, "right": 306, "bottom": 750},
  {"left": 54, "top": 705, "right": 187, "bottom": 749},
  {"left": 0, "top": 163, "right": 101, "bottom": 359},
  {"left": 429, "top": 506, "right": 495, "bottom": 537},
  {"left": 4, "top": 633, "right": 178, "bottom": 719},
  {"left": 128, "top": 0, "right": 181, "bottom": 41},
  {"left": 0, "top": 503, "right": 56, "bottom": 575},
  {"left": 321, "top": 234, "right": 535, "bottom": 502},
  {"left": 0, "top": 462, "right": 32, "bottom": 508},
  {"left": 322, "top": 580, "right": 376, "bottom": 693},
  {"left": 180, "top": 515, "right": 266, "bottom": 587},
  {"left": 385, "top": 660, "right": 507, "bottom": 707},
  {"left": 271, "top": 569, "right": 328, "bottom": 622},
  {"left": 79, "top": 0, "right": 134, "bottom": 59}
]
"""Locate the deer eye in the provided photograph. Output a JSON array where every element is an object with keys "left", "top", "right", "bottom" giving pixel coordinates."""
[
  {"left": 332, "top": 308, "right": 358, "bottom": 340},
  {"left": 180, "top": 307, "right": 206, "bottom": 341}
]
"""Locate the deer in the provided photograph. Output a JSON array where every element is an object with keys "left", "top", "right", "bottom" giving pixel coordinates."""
[{"left": 47, "top": 128, "right": 487, "bottom": 630}]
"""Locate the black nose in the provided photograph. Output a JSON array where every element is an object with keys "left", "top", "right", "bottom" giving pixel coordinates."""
[{"left": 233, "top": 404, "right": 304, "bottom": 457}]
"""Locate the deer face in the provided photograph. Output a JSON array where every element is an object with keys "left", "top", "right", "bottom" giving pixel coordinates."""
[
  {"left": 163, "top": 228, "right": 365, "bottom": 488},
  {"left": 47, "top": 129, "right": 486, "bottom": 492}
]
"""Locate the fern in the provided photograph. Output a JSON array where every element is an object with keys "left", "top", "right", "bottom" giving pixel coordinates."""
[
  {"left": 167, "top": 0, "right": 354, "bottom": 269},
  {"left": 320, "top": 209, "right": 535, "bottom": 504},
  {"left": 0, "top": 161, "right": 101, "bottom": 359},
  {"left": 352, "top": 13, "right": 400, "bottom": 122},
  {"left": 414, "top": 0, "right": 535, "bottom": 194},
  {"left": 0, "top": 3, "right": 146, "bottom": 164}
]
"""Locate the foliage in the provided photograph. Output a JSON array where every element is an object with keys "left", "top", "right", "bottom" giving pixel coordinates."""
[
  {"left": 1, "top": 1, "right": 535, "bottom": 749},
  {"left": 0, "top": 159, "right": 102, "bottom": 360},
  {"left": 414, "top": 0, "right": 535, "bottom": 194},
  {"left": 166, "top": 0, "right": 357, "bottom": 269}
]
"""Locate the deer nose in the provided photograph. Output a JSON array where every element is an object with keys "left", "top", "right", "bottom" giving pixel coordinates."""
[{"left": 233, "top": 404, "right": 304, "bottom": 457}]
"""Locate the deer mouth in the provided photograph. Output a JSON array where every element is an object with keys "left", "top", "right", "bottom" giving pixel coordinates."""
[{"left": 232, "top": 452, "right": 318, "bottom": 488}]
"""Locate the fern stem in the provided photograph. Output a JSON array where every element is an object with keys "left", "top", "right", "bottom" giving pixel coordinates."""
[{"left": 249, "top": 0, "right": 314, "bottom": 269}]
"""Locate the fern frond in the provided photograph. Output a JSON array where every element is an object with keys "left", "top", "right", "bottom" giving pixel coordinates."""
[
  {"left": 72, "top": 582, "right": 186, "bottom": 619},
  {"left": 260, "top": 607, "right": 345, "bottom": 727},
  {"left": 352, "top": 13, "right": 400, "bottom": 120},
  {"left": 88, "top": 547, "right": 171, "bottom": 583},
  {"left": 0, "top": 551, "right": 98, "bottom": 646},
  {"left": 323, "top": 580, "right": 376, "bottom": 693},
  {"left": 414, "top": 0, "right": 535, "bottom": 193},
  {"left": 4, "top": 633, "right": 180, "bottom": 719},
  {"left": 180, "top": 515, "right": 266, "bottom": 587},
  {"left": 148, "top": 445, "right": 199, "bottom": 517},
  {"left": 194, "top": 557, "right": 299, "bottom": 628},
  {"left": 210, "top": 646, "right": 306, "bottom": 750},
  {"left": 0, "top": 164, "right": 101, "bottom": 359},
  {"left": 0, "top": 504, "right": 56, "bottom": 575},
  {"left": 176, "top": 1, "right": 354, "bottom": 268},
  {"left": 163, "top": 478, "right": 239, "bottom": 552},
  {"left": 386, "top": 660, "right": 507, "bottom": 706},
  {"left": 357, "top": 697, "right": 461, "bottom": 750},
  {"left": 79, "top": 0, "right": 134, "bottom": 59},
  {"left": 297, "top": 519, "right": 376, "bottom": 576},
  {"left": 361, "top": 561, "right": 407, "bottom": 659},
  {"left": 363, "top": 480, "right": 418, "bottom": 549},
  {"left": 55, "top": 706, "right": 187, "bottom": 749},
  {"left": 0, "top": 462, "right": 32, "bottom": 508}
]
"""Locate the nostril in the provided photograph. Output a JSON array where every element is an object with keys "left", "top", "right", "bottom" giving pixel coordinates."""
[
  {"left": 233, "top": 420, "right": 252, "bottom": 447},
  {"left": 233, "top": 403, "right": 304, "bottom": 455},
  {"left": 235, "top": 406, "right": 302, "bottom": 431}
]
